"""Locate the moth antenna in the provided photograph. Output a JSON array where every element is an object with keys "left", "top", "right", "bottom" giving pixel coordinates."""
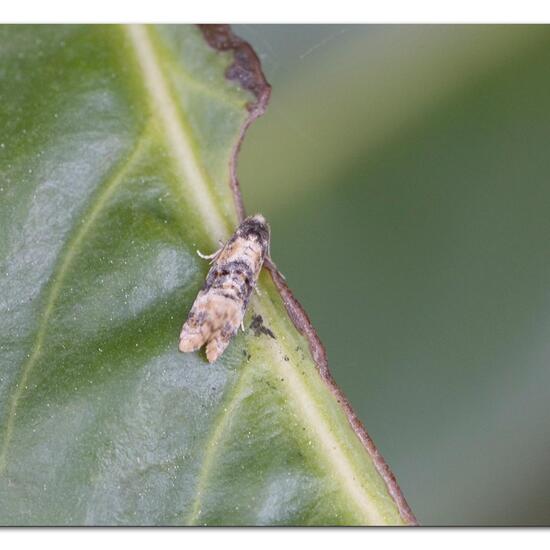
[{"left": 197, "top": 248, "right": 221, "bottom": 263}]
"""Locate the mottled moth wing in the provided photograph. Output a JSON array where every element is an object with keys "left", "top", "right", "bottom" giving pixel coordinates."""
[{"left": 179, "top": 214, "right": 270, "bottom": 362}]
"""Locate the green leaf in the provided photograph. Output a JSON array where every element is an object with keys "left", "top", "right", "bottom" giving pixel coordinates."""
[{"left": 0, "top": 24, "right": 414, "bottom": 525}]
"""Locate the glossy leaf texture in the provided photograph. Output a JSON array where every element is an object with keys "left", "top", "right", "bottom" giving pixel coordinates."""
[{"left": 0, "top": 25, "right": 413, "bottom": 525}]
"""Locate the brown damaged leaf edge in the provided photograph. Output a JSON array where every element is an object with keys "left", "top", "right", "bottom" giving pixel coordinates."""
[
  {"left": 198, "top": 24, "right": 417, "bottom": 526},
  {"left": 199, "top": 24, "right": 271, "bottom": 222}
]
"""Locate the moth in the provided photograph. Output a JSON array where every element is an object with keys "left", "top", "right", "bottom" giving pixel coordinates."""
[{"left": 179, "top": 214, "right": 270, "bottom": 363}]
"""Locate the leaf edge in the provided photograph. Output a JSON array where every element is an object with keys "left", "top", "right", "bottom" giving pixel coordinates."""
[{"left": 197, "top": 23, "right": 417, "bottom": 526}]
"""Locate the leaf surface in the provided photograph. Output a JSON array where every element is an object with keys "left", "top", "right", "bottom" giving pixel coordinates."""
[{"left": 0, "top": 24, "right": 413, "bottom": 525}]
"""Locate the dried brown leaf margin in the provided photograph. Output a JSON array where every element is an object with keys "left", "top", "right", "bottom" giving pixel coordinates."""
[{"left": 199, "top": 24, "right": 417, "bottom": 526}]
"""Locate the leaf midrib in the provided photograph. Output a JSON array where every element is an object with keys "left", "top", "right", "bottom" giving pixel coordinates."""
[
  {"left": 0, "top": 24, "right": 396, "bottom": 525},
  {"left": 125, "top": 24, "right": 230, "bottom": 245},
  {"left": 124, "top": 24, "right": 390, "bottom": 524}
]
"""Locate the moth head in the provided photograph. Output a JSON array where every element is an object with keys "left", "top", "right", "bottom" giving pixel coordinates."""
[{"left": 238, "top": 214, "right": 270, "bottom": 248}]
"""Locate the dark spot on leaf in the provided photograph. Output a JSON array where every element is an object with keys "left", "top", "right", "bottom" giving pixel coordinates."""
[{"left": 249, "top": 314, "right": 275, "bottom": 339}]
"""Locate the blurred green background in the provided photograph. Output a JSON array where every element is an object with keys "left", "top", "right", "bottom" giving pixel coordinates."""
[{"left": 233, "top": 25, "right": 550, "bottom": 525}]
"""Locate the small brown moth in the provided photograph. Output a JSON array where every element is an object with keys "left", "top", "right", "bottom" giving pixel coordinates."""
[{"left": 179, "top": 214, "right": 270, "bottom": 363}]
